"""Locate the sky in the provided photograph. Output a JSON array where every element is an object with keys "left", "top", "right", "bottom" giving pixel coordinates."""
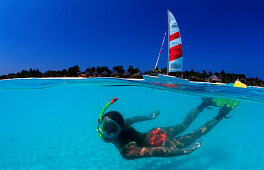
[{"left": 0, "top": 0, "right": 263, "bottom": 78}]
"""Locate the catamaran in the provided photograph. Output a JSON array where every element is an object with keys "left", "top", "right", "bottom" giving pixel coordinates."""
[
  {"left": 143, "top": 10, "right": 189, "bottom": 84},
  {"left": 143, "top": 10, "right": 248, "bottom": 88}
]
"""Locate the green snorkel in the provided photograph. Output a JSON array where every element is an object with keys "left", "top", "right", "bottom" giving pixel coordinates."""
[{"left": 97, "top": 97, "right": 118, "bottom": 140}]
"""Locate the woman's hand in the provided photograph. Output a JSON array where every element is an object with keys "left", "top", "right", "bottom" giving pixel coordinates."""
[
  {"left": 186, "top": 139, "right": 201, "bottom": 154},
  {"left": 149, "top": 110, "right": 160, "bottom": 119}
]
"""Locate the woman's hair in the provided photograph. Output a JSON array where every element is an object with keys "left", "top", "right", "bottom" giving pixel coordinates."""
[
  {"left": 103, "top": 111, "right": 145, "bottom": 145},
  {"left": 103, "top": 111, "right": 125, "bottom": 128}
]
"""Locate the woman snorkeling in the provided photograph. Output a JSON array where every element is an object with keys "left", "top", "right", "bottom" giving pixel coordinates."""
[{"left": 97, "top": 97, "right": 238, "bottom": 160}]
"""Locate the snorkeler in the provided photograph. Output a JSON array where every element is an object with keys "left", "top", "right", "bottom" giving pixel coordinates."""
[{"left": 97, "top": 97, "right": 239, "bottom": 160}]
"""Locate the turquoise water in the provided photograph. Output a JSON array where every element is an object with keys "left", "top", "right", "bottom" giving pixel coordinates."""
[{"left": 0, "top": 78, "right": 264, "bottom": 169}]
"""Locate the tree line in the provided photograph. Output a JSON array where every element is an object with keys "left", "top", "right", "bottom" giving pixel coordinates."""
[
  {"left": 0, "top": 65, "right": 263, "bottom": 87},
  {"left": 0, "top": 65, "right": 142, "bottom": 79}
]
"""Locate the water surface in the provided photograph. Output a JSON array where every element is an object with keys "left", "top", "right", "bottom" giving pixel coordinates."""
[{"left": 0, "top": 78, "right": 263, "bottom": 169}]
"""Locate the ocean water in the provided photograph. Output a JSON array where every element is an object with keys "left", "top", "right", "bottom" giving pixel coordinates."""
[{"left": 0, "top": 78, "right": 264, "bottom": 169}]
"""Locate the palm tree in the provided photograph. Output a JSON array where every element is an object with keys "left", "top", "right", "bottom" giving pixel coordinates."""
[{"left": 68, "top": 65, "right": 80, "bottom": 77}]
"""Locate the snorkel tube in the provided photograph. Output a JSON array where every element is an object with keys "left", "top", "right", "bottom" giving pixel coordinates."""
[{"left": 97, "top": 97, "right": 118, "bottom": 140}]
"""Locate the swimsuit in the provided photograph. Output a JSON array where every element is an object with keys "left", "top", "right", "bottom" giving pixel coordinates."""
[
  {"left": 120, "top": 128, "right": 168, "bottom": 151},
  {"left": 148, "top": 128, "right": 167, "bottom": 147}
]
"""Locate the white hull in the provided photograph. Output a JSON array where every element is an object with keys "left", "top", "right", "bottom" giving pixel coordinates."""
[
  {"left": 158, "top": 74, "right": 189, "bottom": 84},
  {"left": 143, "top": 74, "right": 189, "bottom": 85},
  {"left": 142, "top": 75, "right": 160, "bottom": 82}
]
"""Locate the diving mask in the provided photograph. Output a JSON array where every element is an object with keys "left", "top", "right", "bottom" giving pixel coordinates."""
[{"left": 97, "top": 117, "right": 121, "bottom": 142}]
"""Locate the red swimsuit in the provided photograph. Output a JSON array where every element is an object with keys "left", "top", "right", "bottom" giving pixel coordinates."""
[{"left": 148, "top": 128, "right": 167, "bottom": 147}]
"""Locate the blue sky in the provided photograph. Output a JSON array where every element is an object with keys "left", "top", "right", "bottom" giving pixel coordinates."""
[{"left": 0, "top": 0, "right": 263, "bottom": 78}]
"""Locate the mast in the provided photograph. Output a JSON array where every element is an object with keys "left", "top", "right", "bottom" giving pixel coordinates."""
[
  {"left": 154, "top": 31, "right": 167, "bottom": 70},
  {"left": 167, "top": 9, "right": 169, "bottom": 75}
]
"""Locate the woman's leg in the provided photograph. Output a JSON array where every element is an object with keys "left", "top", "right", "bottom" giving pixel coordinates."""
[
  {"left": 162, "top": 106, "right": 205, "bottom": 137},
  {"left": 161, "top": 98, "right": 215, "bottom": 137},
  {"left": 171, "top": 105, "right": 232, "bottom": 149}
]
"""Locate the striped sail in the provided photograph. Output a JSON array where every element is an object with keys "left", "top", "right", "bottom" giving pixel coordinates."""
[{"left": 168, "top": 10, "right": 183, "bottom": 73}]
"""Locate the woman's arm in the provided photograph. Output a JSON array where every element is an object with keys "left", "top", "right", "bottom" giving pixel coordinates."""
[
  {"left": 124, "top": 111, "right": 160, "bottom": 126},
  {"left": 121, "top": 141, "right": 201, "bottom": 160}
]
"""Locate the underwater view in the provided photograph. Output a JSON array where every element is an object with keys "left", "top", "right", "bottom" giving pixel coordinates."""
[{"left": 0, "top": 78, "right": 264, "bottom": 169}]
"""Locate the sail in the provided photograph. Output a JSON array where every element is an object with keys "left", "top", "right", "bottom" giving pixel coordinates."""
[{"left": 168, "top": 10, "right": 183, "bottom": 73}]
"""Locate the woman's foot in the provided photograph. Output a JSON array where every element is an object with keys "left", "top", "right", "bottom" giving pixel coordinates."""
[
  {"left": 197, "top": 97, "right": 216, "bottom": 111},
  {"left": 214, "top": 106, "right": 232, "bottom": 121}
]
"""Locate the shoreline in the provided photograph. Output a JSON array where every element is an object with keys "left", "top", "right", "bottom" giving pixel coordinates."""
[
  {"left": 0, "top": 77, "right": 145, "bottom": 81},
  {"left": 0, "top": 77, "right": 263, "bottom": 88},
  {"left": 0, "top": 77, "right": 87, "bottom": 80}
]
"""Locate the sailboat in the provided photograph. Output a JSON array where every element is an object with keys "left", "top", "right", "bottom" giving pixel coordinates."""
[{"left": 143, "top": 10, "right": 189, "bottom": 84}]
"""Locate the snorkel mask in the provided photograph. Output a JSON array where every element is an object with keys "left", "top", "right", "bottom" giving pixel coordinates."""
[{"left": 97, "top": 97, "right": 121, "bottom": 142}]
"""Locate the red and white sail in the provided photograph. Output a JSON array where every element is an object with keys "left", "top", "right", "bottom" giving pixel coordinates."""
[{"left": 168, "top": 10, "right": 183, "bottom": 73}]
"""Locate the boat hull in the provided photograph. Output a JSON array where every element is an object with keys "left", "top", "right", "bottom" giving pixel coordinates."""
[
  {"left": 158, "top": 74, "right": 189, "bottom": 84},
  {"left": 142, "top": 75, "right": 160, "bottom": 82},
  {"left": 143, "top": 74, "right": 189, "bottom": 85}
]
